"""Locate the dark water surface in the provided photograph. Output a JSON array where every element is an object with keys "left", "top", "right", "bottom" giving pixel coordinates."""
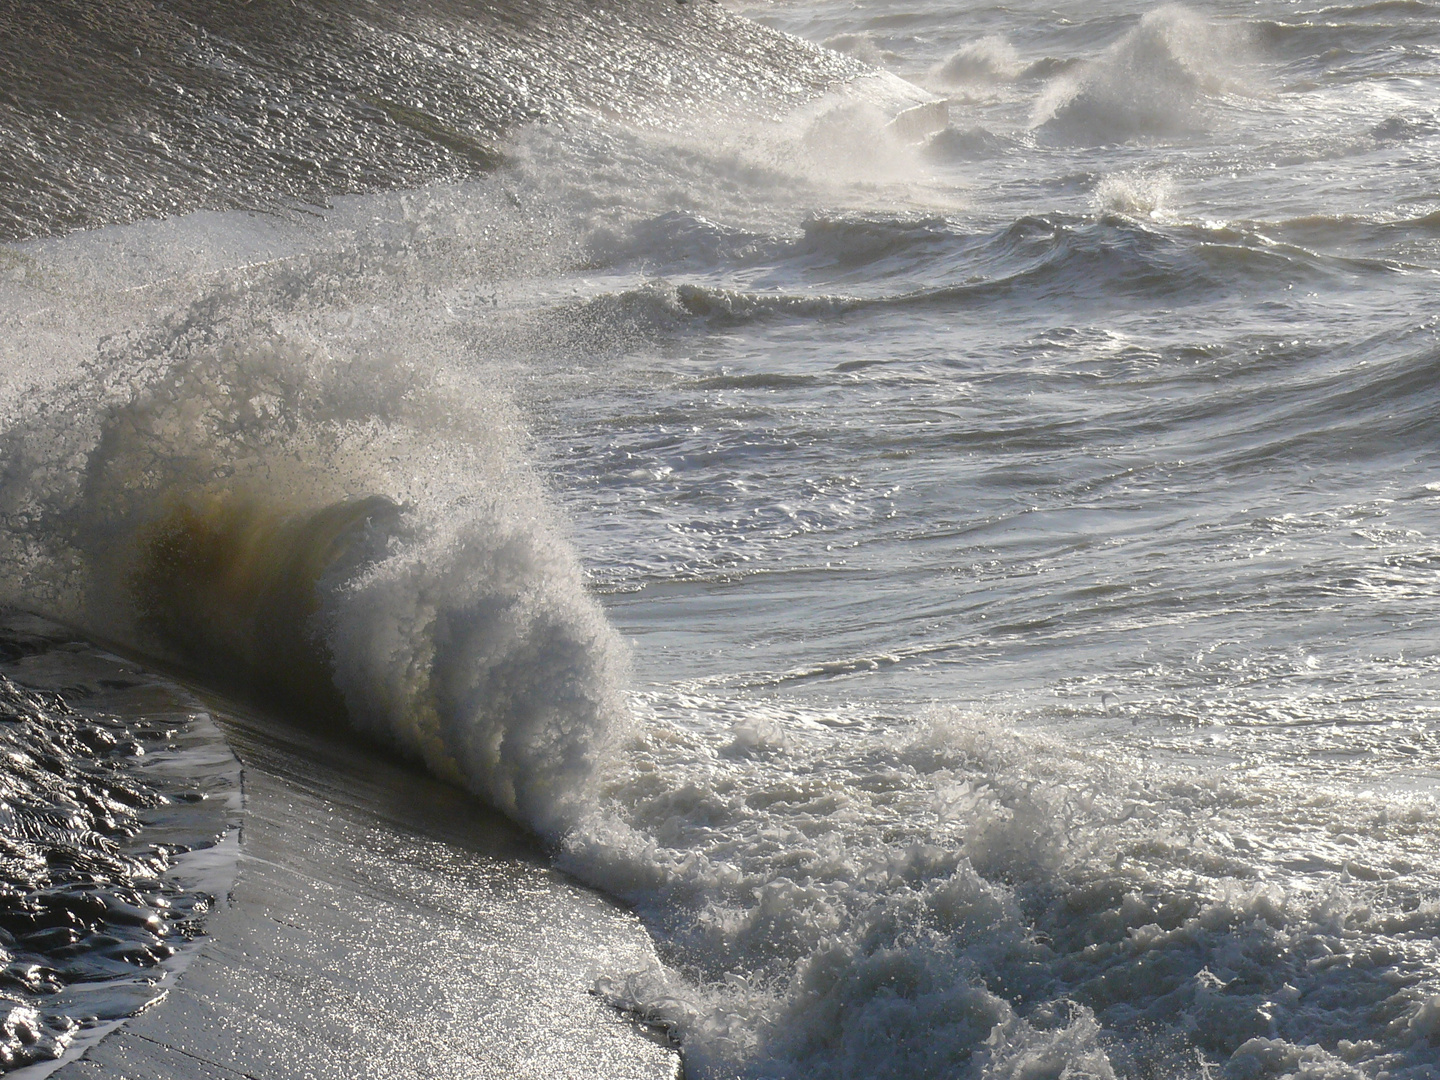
[
  {"left": 0, "top": 612, "right": 237, "bottom": 1073},
  {"left": 0, "top": 0, "right": 857, "bottom": 239}
]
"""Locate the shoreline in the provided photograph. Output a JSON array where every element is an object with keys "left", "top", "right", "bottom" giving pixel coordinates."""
[{"left": 49, "top": 681, "right": 678, "bottom": 1079}]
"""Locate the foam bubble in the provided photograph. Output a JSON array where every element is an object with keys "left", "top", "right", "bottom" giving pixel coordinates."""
[
  {"left": 562, "top": 698, "right": 1121, "bottom": 1079},
  {"left": 559, "top": 685, "right": 1440, "bottom": 1080}
]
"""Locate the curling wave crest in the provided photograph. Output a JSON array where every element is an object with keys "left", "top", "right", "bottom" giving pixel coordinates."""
[
  {"left": 6, "top": 0, "right": 1440, "bottom": 1071},
  {"left": 0, "top": 277, "right": 627, "bottom": 841}
]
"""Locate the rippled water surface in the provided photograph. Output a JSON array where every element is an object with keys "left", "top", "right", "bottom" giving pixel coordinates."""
[
  {"left": 526, "top": 2, "right": 1440, "bottom": 1075},
  {"left": 0, "top": 614, "right": 238, "bottom": 1073},
  {"left": 3, "top": 0, "right": 1440, "bottom": 1077}
]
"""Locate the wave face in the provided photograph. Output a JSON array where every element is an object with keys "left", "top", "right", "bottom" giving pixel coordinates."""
[
  {"left": 5, "top": 0, "right": 1440, "bottom": 1078},
  {"left": 0, "top": 269, "right": 628, "bottom": 840}
]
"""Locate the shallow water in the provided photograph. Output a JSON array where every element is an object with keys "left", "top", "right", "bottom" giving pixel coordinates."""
[
  {"left": 2, "top": 0, "right": 1440, "bottom": 1077},
  {"left": 0, "top": 613, "right": 238, "bottom": 1074}
]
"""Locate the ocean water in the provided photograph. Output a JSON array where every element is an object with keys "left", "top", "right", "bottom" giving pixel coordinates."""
[{"left": 2, "top": 0, "right": 1440, "bottom": 1077}]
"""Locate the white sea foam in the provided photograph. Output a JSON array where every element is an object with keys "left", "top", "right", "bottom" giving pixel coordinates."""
[
  {"left": 931, "top": 36, "right": 1026, "bottom": 88},
  {"left": 4, "top": 5, "right": 1440, "bottom": 1072},
  {"left": 1095, "top": 170, "right": 1176, "bottom": 217},
  {"left": 562, "top": 686, "right": 1440, "bottom": 1080},
  {"left": 1032, "top": 5, "right": 1252, "bottom": 141},
  {"left": 0, "top": 215, "right": 627, "bottom": 841},
  {"left": 566, "top": 699, "right": 1121, "bottom": 1077}
]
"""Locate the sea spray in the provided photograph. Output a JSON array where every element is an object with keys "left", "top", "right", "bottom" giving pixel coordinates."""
[
  {"left": 1031, "top": 5, "right": 1254, "bottom": 141},
  {"left": 1095, "top": 170, "right": 1176, "bottom": 218},
  {"left": 555, "top": 683, "right": 1440, "bottom": 1079},
  {"left": 931, "top": 36, "right": 1027, "bottom": 88},
  {"left": 326, "top": 507, "right": 627, "bottom": 837},
  {"left": 0, "top": 284, "right": 629, "bottom": 840}
]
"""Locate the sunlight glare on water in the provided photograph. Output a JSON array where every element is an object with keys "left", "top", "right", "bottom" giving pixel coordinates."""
[{"left": 1, "top": 0, "right": 1440, "bottom": 1076}]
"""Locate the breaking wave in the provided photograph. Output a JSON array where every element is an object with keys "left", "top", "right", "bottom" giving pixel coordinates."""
[
  {"left": 0, "top": 283, "right": 627, "bottom": 841},
  {"left": 1032, "top": 5, "right": 1254, "bottom": 142},
  {"left": 931, "top": 36, "right": 1027, "bottom": 87},
  {"left": 566, "top": 695, "right": 1440, "bottom": 1080}
]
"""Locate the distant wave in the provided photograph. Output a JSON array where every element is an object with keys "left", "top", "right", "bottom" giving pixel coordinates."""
[
  {"left": 574, "top": 211, "right": 1410, "bottom": 337},
  {"left": 1254, "top": 3, "right": 1440, "bottom": 67},
  {"left": 1032, "top": 5, "right": 1255, "bottom": 142},
  {"left": 930, "top": 36, "right": 1028, "bottom": 87},
  {"left": 921, "top": 125, "right": 1017, "bottom": 163}
]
